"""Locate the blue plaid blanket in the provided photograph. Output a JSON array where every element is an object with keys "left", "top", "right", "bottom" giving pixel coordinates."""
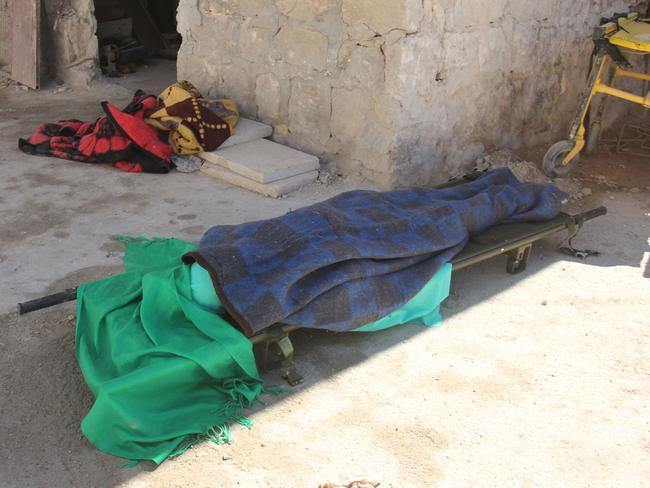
[{"left": 183, "top": 168, "right": 567, "bottom": 335}]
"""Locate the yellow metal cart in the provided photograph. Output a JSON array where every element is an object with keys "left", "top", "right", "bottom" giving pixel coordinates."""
[{"left": 543, "top": 12, "right": 650, "bottom": 177}]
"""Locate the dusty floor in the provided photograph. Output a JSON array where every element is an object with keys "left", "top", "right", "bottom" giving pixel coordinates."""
[{"left": 1, "top": 62, "right": 649, "bottom": 487}]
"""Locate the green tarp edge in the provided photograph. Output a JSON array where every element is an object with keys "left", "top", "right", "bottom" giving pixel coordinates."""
[
  {"left": 190, "top": 260, "right": 452, "bottom": 332},
  {"left": 76, "top": 238, "right": 451, "bottom": 464}
]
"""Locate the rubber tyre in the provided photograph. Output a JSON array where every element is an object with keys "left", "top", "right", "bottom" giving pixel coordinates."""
[{"left": 542, "top": 140, "right": 579, "bottom": 178}]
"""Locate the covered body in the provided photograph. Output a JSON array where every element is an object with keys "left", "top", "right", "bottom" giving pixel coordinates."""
[{"left": 184, "top": 168, "right": 567, "bottom": 336}]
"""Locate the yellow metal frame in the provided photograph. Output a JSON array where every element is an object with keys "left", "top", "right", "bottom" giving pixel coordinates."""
[{"left": 559, "top": 13, "right": 650, "bottom": 166}]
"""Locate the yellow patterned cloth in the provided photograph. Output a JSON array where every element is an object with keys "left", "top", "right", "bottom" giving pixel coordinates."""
[{"left": 146, "top": 81, "right": 239, "bottom": 155}]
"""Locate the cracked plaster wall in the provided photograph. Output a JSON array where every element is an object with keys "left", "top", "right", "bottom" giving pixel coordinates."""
[
  {"left": 0, "top": 0, "right": 98, "bottom": 87},
  {"left": 0, "top": 0, "right": 10, "bottom": 66},
  {"left": 42, "top": 0, "right": 100, "bottom": 87},
  {"left": 177, "top": 0, "right": 642, "bottom": 187}
]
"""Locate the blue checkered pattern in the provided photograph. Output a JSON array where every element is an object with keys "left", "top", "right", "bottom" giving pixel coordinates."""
[{"left": 184, "top": 168, "right": 567, "bottom": 335}]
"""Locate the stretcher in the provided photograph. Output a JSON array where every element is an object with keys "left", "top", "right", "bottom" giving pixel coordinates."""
[
  {"left": 543, "top": 12, "right": 650, "bottom": 177},
  {"left": 17, "top": 177, "right": 607, "bottom": 386}
]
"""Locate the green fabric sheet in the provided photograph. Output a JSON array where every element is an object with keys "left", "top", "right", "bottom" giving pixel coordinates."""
[
  {"left": 353, "top": 262, "right": 452, "bottom": 332},
  {"left": 76, "top": 238, "right": 453, "bottom": 464},
  {"left": 76, "top": 238, "right": 264, "bottom": 465},
  {"left": 188, "top": 261, "right": 452, "bottom": 333}
]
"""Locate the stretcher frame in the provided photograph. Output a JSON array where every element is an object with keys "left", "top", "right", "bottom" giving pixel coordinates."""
[{"left": 17, "top": 178, "right": 607, "bottom": 386}]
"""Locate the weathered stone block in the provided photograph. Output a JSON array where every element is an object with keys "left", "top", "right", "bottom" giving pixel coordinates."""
[
  {"left": 220, "top": 117, "right": 274, "bottom": 149},
  {"left": 200, "top": 138, "right": 319, "bottom": 183},
  {"left": 341, "top": 0, "right": 423, "bottom": 35},
  {"left": 255, "top": 73, "right": 283, "bottom": 123},
  {"left": 201, "top": 164, "right": 318, "bottom": 197},
  {"left": 337, "top": 45, "right": 384, "bottom": 89},
  {"left": 177, "top": 0, "right": 642, "bottom": 189},
  {"left": 275, "top": 27, "right": 328, "bottom": 71},
  {"left": 330, "top": 88, "right": 366, "bottom": 143},
  {"left": 288, "top": 77, "right": 332, "bottom": 145},
  {"left": 239, "top": 25, "right": 276, "bottom": 64}
]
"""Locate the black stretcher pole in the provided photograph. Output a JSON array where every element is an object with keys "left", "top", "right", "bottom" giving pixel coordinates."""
[
  {"left": 16, "top": 207, "right": 608, "bottom": 316},
  {"left": 18, "top": 288, "right": 78, "bottom": 315}
]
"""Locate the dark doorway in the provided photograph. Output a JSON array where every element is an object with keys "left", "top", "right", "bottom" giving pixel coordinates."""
[{"left": 93, "top": 0, "right": 180, "bottom": 78}]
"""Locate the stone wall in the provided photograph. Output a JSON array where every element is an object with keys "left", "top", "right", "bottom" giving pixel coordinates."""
[
  {"left": 0, "top": 0, "right": 10, "bottom": 66},
  {"left": 42, "top": 0, "right": 99, "bottom": 87},
  {"left": 0, "top": 0, "right": 99, "bottom": 86},
  {"left": 178, "top": 0, "right": 642, "bottom": 187}
]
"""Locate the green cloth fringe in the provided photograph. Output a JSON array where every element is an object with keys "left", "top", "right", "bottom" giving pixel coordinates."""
[
  {"left": 76, "top": 236, "right": 450, "bottom": 465},
  {"left": 76, "top": 237, "right": 267, "bottom": 465}
]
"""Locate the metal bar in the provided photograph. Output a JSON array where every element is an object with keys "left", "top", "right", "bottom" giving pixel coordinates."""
[
  {"left": 569, "top": 54, "right": 608, "bottom": 140},
  {"left": 450, "top": 207, "right": 607, "bottom": 271},
  {"left": 17, "top": 208, "right": 608, "bottom": 315},
  {"left": 562, "top": 54, "right": 609, "bottom": 164},
  {"left": 450, "top": 225, "right": 566, "bottom": 271},
  {"left": 594, "top": 82, "right": 646, "bottom": 105},
  {"left": 18, "top": 288, "right": 78, "bottom": 315},
  {"left": 615, "top": 66, "right": 650, "bottom": 82},
  {"left": 250, "top": 325, "right": 298, "bottom": 345}
]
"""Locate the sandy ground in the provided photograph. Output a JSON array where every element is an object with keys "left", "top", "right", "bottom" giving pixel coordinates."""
[{"left": 1, "top": 61, "right": 649, "bottom": 488}]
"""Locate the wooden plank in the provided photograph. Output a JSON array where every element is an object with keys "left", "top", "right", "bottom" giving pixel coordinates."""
[{"left": 11, "top": 0, "right": 40, "bottom": 89}]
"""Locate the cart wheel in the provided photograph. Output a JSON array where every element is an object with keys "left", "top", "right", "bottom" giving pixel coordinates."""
[{"left": 542, "top": 140, "right": 579, "bottom": 178}]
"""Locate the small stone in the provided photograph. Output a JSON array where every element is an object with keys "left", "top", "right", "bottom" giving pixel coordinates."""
[
  {"left": 630, "top": 187, "right": 640, "bottom": 193},
  {"left": 581, "top": 187, "right": 592, "bottom": 196},
  {"left": 222, "top": 454, "right": 231, "bottom": 460},
  {"left": 541, "top": 300, "right": 547, "bottom": 306},
  {"left": 609, "top": 195, "right": 615, "bottom": 200},
  {"left": 67, "top": 315, "right": 75, "bottom": 321}
]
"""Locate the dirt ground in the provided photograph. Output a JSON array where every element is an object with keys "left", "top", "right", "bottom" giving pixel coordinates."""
[{"left": 1, "top": 61, "right": 649, "bottom": 488}]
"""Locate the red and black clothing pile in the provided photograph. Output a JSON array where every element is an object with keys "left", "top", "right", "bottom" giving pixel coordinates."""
[
  {"left": 19, "top": 90, "right": 174, "bottom": 173},
  {"left": 18, "top": 82, "right": 239, "bottom": 174}
]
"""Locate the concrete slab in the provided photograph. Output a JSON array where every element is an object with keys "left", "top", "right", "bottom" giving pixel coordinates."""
[
  {"left": 201, "top": 163, "right": 318, "bottom": 197},
  {"left": 200, "top": 138, "right": 320, "bottom": 183},
  {"left": 212, "top": 117, "right": 273, "bottom": 150}
]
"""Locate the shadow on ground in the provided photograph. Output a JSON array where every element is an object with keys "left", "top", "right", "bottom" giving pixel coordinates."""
[{"left": 2, "top": 183, "right": 648, "bottom": 486}]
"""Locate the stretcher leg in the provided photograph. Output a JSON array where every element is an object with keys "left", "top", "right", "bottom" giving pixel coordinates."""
[
  {"left": 506, "top": 244, "right": 532, "bottom": 274},
  {"left": 254, "top": 325, "right": 304, "bottom": 386}
]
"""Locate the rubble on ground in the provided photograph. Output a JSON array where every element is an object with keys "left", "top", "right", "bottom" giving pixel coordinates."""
[
  {"left": 317, "top": 168, "right": 344, "bottom": 186},
  {"left": 474, "top": 150, "right": 585, "bottom": 200},
  {"left": 319, "top": 479, "right": 381, "bottom": 488}
]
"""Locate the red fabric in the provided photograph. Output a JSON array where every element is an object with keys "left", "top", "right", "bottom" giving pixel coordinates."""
[
  {"left": 114, "top": 161, "right": 144, "bottom": 173},
  {"left": 104, "top": 102, "right": 173, "bottom": 162},
  {"left": 18, "top": 91, "right": 173, "bottom": 174}
]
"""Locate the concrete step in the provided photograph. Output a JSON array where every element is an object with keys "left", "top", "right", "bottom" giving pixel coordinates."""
[
  {"left": 201, "top": 163, "right": 318, "bottom": 198},
  {"left": 200, "top": 138, "right": 320, "bottom": 184},
  {"left": 214, "top": 117, "right": 273, "bottom": 150}
]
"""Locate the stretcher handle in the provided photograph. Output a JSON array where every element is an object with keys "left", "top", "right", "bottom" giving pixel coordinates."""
[
  {"left": 15, "top": 209, "right": 607, "bottom": 315},
  {"left": 574, "top": 206, "right": 607, "bottom": 224},
  {"left": 18, "top": 287, "right": 78, "bottom": 315}
]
